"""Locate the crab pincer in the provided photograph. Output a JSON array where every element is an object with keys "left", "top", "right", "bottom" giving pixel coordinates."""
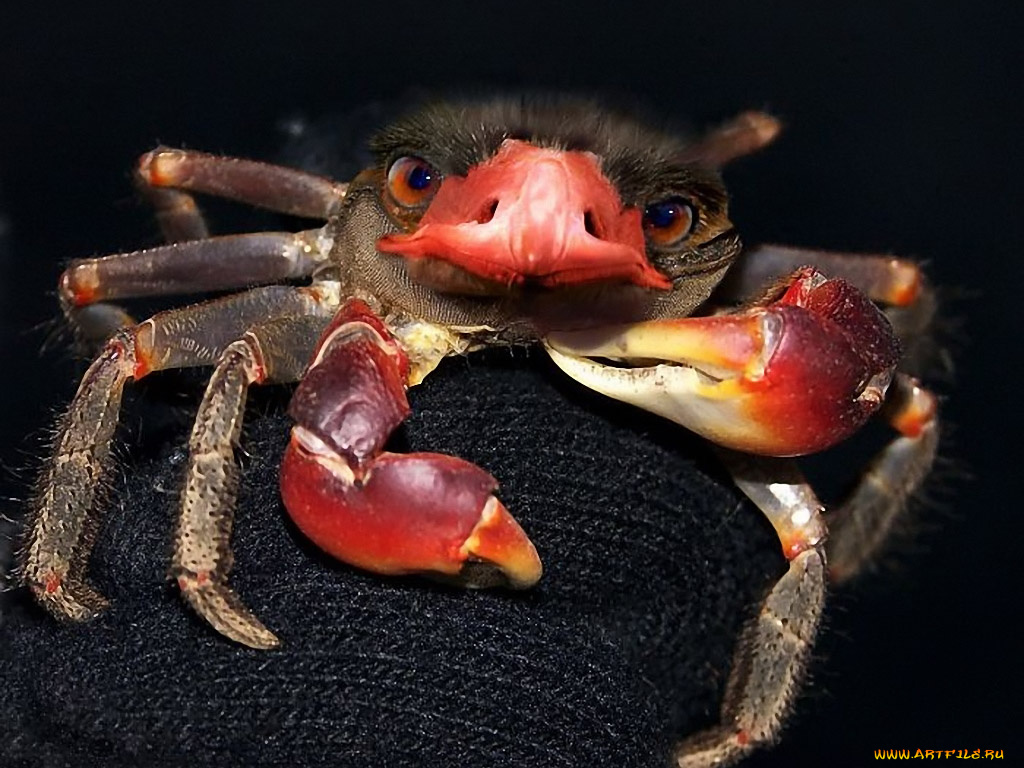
[
  {"left": 280, "top": 299, "right": 542, "bottom": 588},
  {"left": 546, "top": 268, "right": 901, "bottom": 457}
]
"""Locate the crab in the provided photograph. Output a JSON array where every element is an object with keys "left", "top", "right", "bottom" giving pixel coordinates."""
[{"left": 22, "top": 98, "right": 938, "bottom": 767}]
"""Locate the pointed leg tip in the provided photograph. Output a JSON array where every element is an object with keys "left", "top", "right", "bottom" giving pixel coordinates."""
[
  {"left": 675, "top": 726, "right": 748, "bottom": 768},
  {"left": 178, "top": 575, "right": 281, "bottom": 650},
  {"left": 29, "top": 574, "right": 109, "bottom": 622},
  {"left": 208, "top": 621, "right": 281, "bottom": 650},
  {"left": 237, "top": 628, "right": 282, "bottom": 650}
]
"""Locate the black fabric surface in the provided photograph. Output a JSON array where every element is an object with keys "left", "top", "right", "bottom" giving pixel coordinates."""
[{"left": 1, "top": 348, "right": 783, "bottom": 767}]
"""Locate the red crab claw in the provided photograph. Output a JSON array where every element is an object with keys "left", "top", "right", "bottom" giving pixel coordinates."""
[
  {"left": 280, "top": 299, "right": 542, "bottom": 589},
  {"left": 545, "top": 268, "right": 901, "bottom": 457},
  {"left": 377, "top": 139, "right": 670, "bottom": 290}
]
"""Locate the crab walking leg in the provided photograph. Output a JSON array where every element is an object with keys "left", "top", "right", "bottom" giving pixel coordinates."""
[
  {"left": 136, "top": 147, "right": 349, "bottom": 222},
  {"left": 138, "top": 184, "right": 211, "bottom": 243},
  {"left": 720, "top": 244, "right": 928, "bottom": 309},
  {"left": 60, "top": 230, "right": 331, "bottom": 344},
  {"left": 546, "top": 268, "right": 902, "bottom": 457},
  {"left": 679, "top": 111, "right": 783, "bottom": 167},
  {"left": 64, "top": 147, "right": 347, "bottom": 338},
  {"left": 65, "top": 304, "right": 141, "bottom": 350},
  {"left": 23, "top": 284, "right": 337, "bottom": 621},
  {"left": 827, "top": 374, "right": 939, "bottom": 582},
  {"left": 65, "top": 148, "right": 346, "bottom": 337},
  {"left": 677, "top": 456, "right": 828, "bottom": 768},
  {"left": 174, "top": 315, "right": 332, "bottom": 649},
  {"left": 280, "top": 299, "right": 542, "bottom": 590},
  {"left": 61, "top": 230, "right": 331, "bottom": 309}
]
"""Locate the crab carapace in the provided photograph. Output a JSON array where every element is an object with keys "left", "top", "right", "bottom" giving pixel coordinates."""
[{"left": 23, "top": 98, "right": 938, "bottom": 767}]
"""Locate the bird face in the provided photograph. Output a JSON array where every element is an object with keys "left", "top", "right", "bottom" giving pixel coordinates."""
[
  {"left": 377, "top": 139, "right": 666, "bottom": 290},
  {"left": 368, "top": 99, "right": 741, "bottom": 303}
]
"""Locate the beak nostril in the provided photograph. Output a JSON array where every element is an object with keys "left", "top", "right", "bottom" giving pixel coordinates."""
[
  {"left": 477, "top": 200, "right": 499, "bottom": 224},
  {"left": 583, "top": 210, "right": 602, "bottom": 238}
]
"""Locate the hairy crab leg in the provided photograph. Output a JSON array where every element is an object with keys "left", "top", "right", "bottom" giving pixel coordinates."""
[
  {"left": 63, "top": 147, "right": 348, "bottom": 342},
  {"left": 23, "top": 284, "right": 337, "bottom": 621},
  {"left": 61, "top": 229, "right": 331, "bottom": 344},
  {"left": 62, "top": 230, "right": 331, "bottom": 308},
  {"left": 546, "top": 268, "right": 901, "bottom": 457},
  {"left": 676, "top": 456, "right": 827, "bottom": 768},
  {"left": 136, "top": 147, "right": 349, "bottom": 223},
  {"left": 280, "top": 299, "right": 542, "bottom": 592},
  {"left": 138, "top": 184, "right": 211, "bottom": 243},
  {"left": 719, "top": 244, "right": 927, "bottom": 308},
  {"left": 827, "top": 374, "right": 939, "bottom": 582},
  {"left": 174, "top": 314, "right": 332, "bottom": 649}
]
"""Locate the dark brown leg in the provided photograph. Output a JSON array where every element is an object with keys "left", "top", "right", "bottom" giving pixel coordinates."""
[
  {"left": 137, "top": 148, "right": 349, "bottom": 221},
  {"left": 23, "top": 284, "right": 337, "bottom": 621},
  {"left": 61, "top": 230, "right": 330, "bottom": 308},
  {"left": 680, "top": 111, "right": 782, "bottom": 167},
  {"left": 61, "top": 229, "right": 331, "bottom": 344},
  {"left": 173, "top": 315, "right": 331, "bottom": 649},
  {"left": 827, "top": 374, "right": 939, "bottom": 582},
  {"left": 720, "top": 244, "right": 927, "bottom": 307},
  {"left": 138, "top": 184, "right": 210, "bottom": 242},
  {"left": 65, "top": 146, "right": 348, "bottom": 341},
  {"left": 67, "top": 304, "right": 140, "bottom": 347},
  {"left": 677, "top": 456, "right": 827, "bottom": 767}
]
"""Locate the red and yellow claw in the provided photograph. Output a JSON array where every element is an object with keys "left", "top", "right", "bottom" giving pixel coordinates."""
[
  {"left": 280, "top": 297, "right": 541, "bottom": 590},
  {"left": 281, "top": 432, "right": 541, "bottom": 588},
  {"left": 546, "top": 269, "right": 901, "bottom": 457}
]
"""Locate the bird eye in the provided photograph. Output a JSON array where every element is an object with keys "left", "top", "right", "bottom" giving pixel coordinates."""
[
  {"left": 386, "top": 156, "right": 441, "bottom": 208},
  {"left": 642, "top": 198, "right": 695, "bottom": 246}
]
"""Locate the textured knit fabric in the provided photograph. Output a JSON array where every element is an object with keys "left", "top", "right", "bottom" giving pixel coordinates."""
[{"left": 1, "top": 347, "right": 784, "bottom": 767}]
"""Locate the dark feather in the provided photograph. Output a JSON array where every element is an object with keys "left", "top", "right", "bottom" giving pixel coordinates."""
[{"left": 370, "top": 96, "right": 728, "bottom": 211}]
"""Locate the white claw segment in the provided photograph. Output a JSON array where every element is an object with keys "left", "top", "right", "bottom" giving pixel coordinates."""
[
  {"left": 545, "top": 312, "right": 778, "bottom": 381},
  {"left": 543, "top": 341, "right": 765, "bottom": 450},
  {"left": 543, "top": 311, "right": 782, "bottom": 451}
]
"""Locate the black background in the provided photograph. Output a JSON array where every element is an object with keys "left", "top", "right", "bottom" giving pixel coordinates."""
[{"left": 1, "top": 2, "right": 1020, "bottom": 765}]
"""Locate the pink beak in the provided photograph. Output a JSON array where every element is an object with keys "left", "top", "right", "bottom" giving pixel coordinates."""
[{"left": 377, "top": 139, "right": 670, "bottom": 290}]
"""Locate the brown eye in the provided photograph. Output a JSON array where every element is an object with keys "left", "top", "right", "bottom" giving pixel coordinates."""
[
  {"left": 386, "top": 156, "right": 441, "bottom": 208},
  {"left": 642, "top": 197, "right": 695, "bottom": 246}
]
